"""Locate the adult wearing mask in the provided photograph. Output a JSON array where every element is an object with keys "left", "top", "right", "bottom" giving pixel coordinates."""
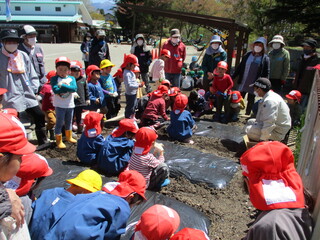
[
  {"left": 201, "top": 35, "right": 227, "bottom": 92},
  {"left": 80, "top": 32, "right": 92, "bottom": 70},
  {"left": 18, "top": 25, "right": 47, "bottom": 93},
  {"left": 232, "top": 37, "right": 270, "bottom": 116},
  {"left": 268, "top": 35, "right": 290, "bottom": 94},
  {"left": 293, "top": 38, "right": 319, "bottom": 110},
  {"left": 244, "top": 78, "right": 291, "bottom": 142},
  {"left": 89, "top": 30, "right": 110, "bottom": 67},
  {"left": 0, "top": 29, "right": 49, "bottom": 150},
  {"left": 131, "top": 34, "right": 152, "bottom": 93},
  {"left": 162, "top": 29, "right": 186, "bottom": 87}
]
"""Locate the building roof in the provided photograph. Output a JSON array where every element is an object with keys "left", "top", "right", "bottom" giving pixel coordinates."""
[{"left": 0, "top": 15, "right": 81, "bottom": 22}]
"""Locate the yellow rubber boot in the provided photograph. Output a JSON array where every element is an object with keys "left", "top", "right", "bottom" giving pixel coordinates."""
[
  {"left": 66, "top": 130, "right": 77, "bottom": 143},
  {"left": 55, "top": 134, "right": 66, "bottom": 149}
]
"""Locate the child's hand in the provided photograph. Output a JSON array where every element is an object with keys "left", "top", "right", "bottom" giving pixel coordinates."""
[
  {"left": 154, "top": 142, "right": 164, "bottom": 154},
  {"left": 207, "top": 72, "right": 214, "bottom": 79},
  {"left": 57, "top": 81, "right": 63, "bottom": 88},
  {"left": 95, "top": 98, "right": 100, "bottom": 104},
  {"left": 86, "top": 100, "right": 90, "bottom": 105},
  {"left": 73, "top": 92, "right": 80, "bottom": 99}
]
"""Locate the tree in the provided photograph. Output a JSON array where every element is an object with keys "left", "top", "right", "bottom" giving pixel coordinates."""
[{"left": 90, "top": 12, "right": 105, "bottom": 20}]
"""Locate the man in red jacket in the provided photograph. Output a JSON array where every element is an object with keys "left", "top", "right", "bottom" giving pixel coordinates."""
[{"left": 162, "top": 29, "right": 186, "bottom": 88}]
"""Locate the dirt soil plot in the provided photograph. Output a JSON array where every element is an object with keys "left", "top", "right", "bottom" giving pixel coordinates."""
[{"left": 37, "top": 116, "right": 257, "bottom": 240}]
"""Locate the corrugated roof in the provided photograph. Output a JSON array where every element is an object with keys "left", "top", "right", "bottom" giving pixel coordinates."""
[{"left": 0, "top": 15, "right": 81, "bottom": 22}]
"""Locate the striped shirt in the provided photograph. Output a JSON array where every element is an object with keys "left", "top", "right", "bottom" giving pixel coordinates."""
[{"left": 128, "top": 152, "right": 165, "bottom": 186}]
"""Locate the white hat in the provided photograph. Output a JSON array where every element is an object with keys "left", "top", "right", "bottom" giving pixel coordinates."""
[{"left": 269, "top": 35, "right": 285, "bottom": 45}]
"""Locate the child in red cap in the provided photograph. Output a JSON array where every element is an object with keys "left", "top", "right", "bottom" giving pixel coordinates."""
[
  {"left": 113, "top": 68, "right": 123, "bottom": 116},
  {"left": 228, "top": 90, "right": 245, "bottom": 122},
  {"left": 240, "top": 141, "right": 313, "bottom": 240},
  {"left": 77, "top": 111, "right": 105, "bottom": 165},
  {"left": 0, "top": 112, "right": 36, "bottom": 237},
  {"left": 51, "top": 56, "right": 77, "bottom": 148},
  {"left": 171, "top": 228, "right": 209, "bottom": 240},
  {"left": 150, "top": 49, "right": 171, "bottom": 86},
  {"left": 122, "top": 54, "right": 143, "bottom": 119},
  {"left": 97, "top": 118, "right": 139, "bottom": 176},
  {"left": 39, "top": 70, "right": 56, "bottom": 140},
  {"left": 141, "top": 85, "right": 170, "bottom": 127},
  {"left": 70, "top": 60, "right": 90, "bottom": 133},
  {"left": 132, "top": 204, "right": 180, "bottom": 240},
  {"left": 128, "top": 127, "right": 170, "bottom": 190},
  {"left": 209, "top": 61, "right": 233, "bottom": 122},
  {"left": 286, "top": 90, "right": 302, "bottom": 127},
  {"left": 167, "top": 94, "right": 196, "bottom": 144}
]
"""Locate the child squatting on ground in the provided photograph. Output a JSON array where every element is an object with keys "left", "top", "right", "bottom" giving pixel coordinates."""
[
  {"left": 128, "top": 127, "right": 170, "bottom": 190},
  {"left": 50, "top": 56, "right": 77, "bottom": 148},
  {"left": 167, "top": 93, "right": 196, "bottom": 144},
  {"left": 77, "top": 111, "right": 104, "bottom": 165},
  {"left": 29, "top": 169, "right": 102, "bottom": 240},
  {"left": 97, "top": 118, "right": 139, "bottom": 176},
  {"left": 286, "top": 90, "right": 302, "bottom": 127},
  {"left": 208, "top": 61, "right": 233, "bottom": 123}
]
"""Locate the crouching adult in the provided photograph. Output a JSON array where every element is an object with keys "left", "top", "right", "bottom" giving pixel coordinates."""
[
  {"left": 244, "top": 78, "right": 291, "bottom": 141},
  {"left": 240, "top": 141, "right": 313, "bottom": 240}
]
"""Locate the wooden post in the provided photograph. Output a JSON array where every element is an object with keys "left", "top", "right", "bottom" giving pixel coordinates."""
[
  {"left": 226, "top": 26, "right": 235, "bottom": 74},
  {"left": 235, "top": 30, "right": 244, "bottom": 67}
]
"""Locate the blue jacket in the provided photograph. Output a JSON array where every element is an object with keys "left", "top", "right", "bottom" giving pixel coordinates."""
[
  {"left": 29, "top": 187, "right": 75, "bottom": 240},
  {"left": 97, "top": 135, "right": 134, "bottom": 176},
  {"left": 88, "top": 81, "right": 105, "bottom": 110},
  {"left": 77, "top": 133, "right": 104, "bottom": 165},
  {"left": 43, "top": 191, "right": 130, "bottom": 240},
  {"left": 167, "top": 110, "right": 195, "bottom": 141}
]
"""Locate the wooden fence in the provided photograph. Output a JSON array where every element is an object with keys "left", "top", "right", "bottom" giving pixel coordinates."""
[{"left": 296, "top": 69, "right": 320, "bottom": 240}]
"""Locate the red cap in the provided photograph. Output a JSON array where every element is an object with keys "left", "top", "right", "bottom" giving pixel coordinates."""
[
  {"left": 16, "top": 153, "right": 53, "bottom": 196},
  {"left": 0, "top": 88, "right": 7, "bottom": 95},
  {"left": 113, "top": 68, "right": 123, "bottom": 78},
  {"left": 161, "top": 79, "right": 171, "bottom": 88},
  {"left": 135, "top": 204, "right": 180, "bottom": 240},
  {"left": 171, "top": 228, "right": 209, "bottom": 240},
  {"left": 70, "top": 60, "right": 83, "bottom": 69},
  {"left": 111, "top": 118, "right": 139, "bottom": 137},
  {"left": 120, "top": 54, "right": 139, "bottom": 68},
  {"left": 83, "top": 111, "right": 103, "bottom": 138},
  {"left": 102, "top": 170, "right": 147, "bottom": 200},
  {"left": 86, "top": 65, "right": 101, "bottom": 82},
  {"left": 0, "top": 113, "right": 36, "bottom": 155},
  {"left": 46, "top": 70, "right": 56, "bottom": 83},
  {"left": 240, "top": 141, "right": 305, "bottom": 211},
  {"left": 55, "top": 56, "right": 71, "bottom": 65},
  {"left": 2, "top": 108, "right": 18, "bottom": 118},
  {"left": 134, "top": 127, "right": 158, "bottom": 155},
  {"left": 286, "top": 90, "right": 302, "bottom": 103},
  {"left": 153, "top": 85, "right": 169, "bottom": 97},
  {"left": 168, "top": 87, "right": 181, "bottom": 97},
  {"left": 217, "top": 61, "right": 228, "bottom": 70},
  {"left": 160, "top": 49, "right": 171, "bottom": 58},
  {"left": 230, "top": 91, "right": 242, "bottom": 103},
  {"left": 173, "top": 94, "right": 188, "bottom": 114}
]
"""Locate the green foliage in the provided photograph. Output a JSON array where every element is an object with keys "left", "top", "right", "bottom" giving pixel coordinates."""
[
  {"left": 293, "top": 113, "right": 306, "bottom": 166},
  {"left": 90, "top": 12, "right": 105, "bottom": 20}
]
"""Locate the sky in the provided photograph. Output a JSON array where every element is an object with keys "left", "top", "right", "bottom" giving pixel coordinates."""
[{"left": 91, "top": 0, "right": 116, "bottom": 13}]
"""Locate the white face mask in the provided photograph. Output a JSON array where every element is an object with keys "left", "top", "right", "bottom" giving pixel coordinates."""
[
  {"left": 4, "top": 43, "right": 18, "bottom": 53},
  {"left": 86, "top": 37, "right": 91, "bottom": 41},
  {"left": 137, "top": 40, "right": 144, "bottom": 46},
  {"left": 27, "top": 37, "right": 37, "bottom": 46},
  {"left": 253, "top": 91, "right": 259, "bottom": 97},
  {"left": 254, "top": 46, "right": 263, "bottom": 53},
  {"left": 171, "top": 38, "right": 179, "bottom": 44},
  {"left": 211, "top": 43, "right": 219, "bottom": 50},
  {"left": 272, "top": 43, "right": 281, "bottom": 50}
]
